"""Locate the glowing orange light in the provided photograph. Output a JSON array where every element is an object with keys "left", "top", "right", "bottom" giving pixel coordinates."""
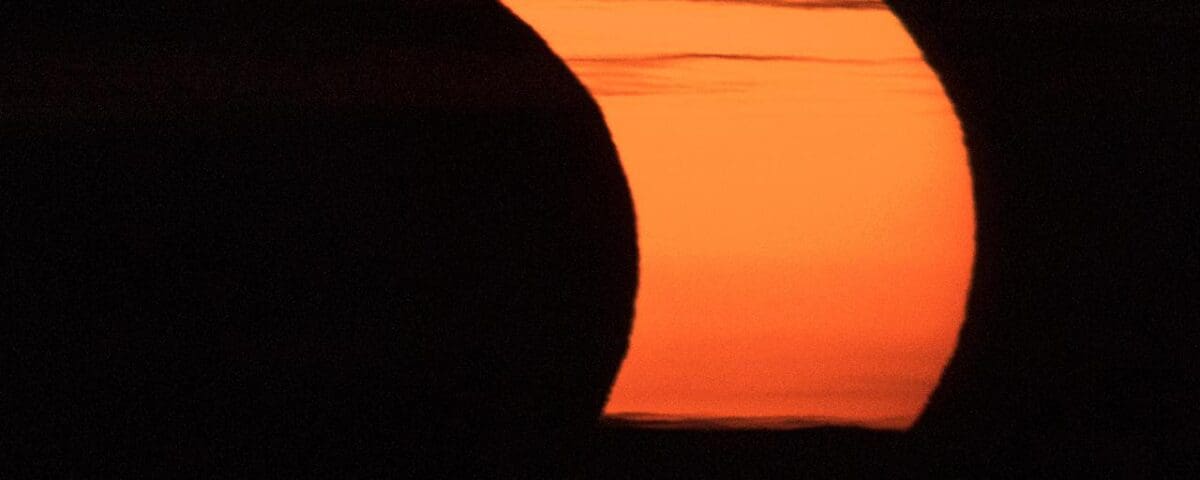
[{"left": 504, "top": 0, "right": 974, "bottom": 428}]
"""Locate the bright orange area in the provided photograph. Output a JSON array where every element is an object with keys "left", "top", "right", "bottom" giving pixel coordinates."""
[{"left": 503, "top": 0, "right": 973, "bottom": 428}]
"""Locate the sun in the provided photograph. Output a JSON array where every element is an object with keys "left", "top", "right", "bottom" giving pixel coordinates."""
[{"left": 504, "top": 0, "right": 974, "bottom": 428}]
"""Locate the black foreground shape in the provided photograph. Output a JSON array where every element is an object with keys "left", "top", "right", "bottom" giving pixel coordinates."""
[
  {"left": 887, "top": 0, "right": 1200, "bottom": 476},
  {"left": 3, "top": 1, "right": 636, "bottom": 477},
  {"left": 4, "top": 0, "right": 1200, "bottom": 478}
]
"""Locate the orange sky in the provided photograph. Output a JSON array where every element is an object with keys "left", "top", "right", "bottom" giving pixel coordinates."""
[{"left": 503, "top": 0, "right": 973, "bottom": 428}]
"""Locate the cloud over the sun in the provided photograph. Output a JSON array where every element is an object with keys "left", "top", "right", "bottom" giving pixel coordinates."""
[{"left": 611, "top": 0, "right": 888, "bottom": 9}]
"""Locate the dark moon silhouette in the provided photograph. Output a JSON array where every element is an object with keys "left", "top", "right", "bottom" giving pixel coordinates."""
[
  {"left": 3, "top": 1, "right": 636, "bottom": 477},
  {"left": 888, "top": 0, "right": 1200, "bottom": 475}
]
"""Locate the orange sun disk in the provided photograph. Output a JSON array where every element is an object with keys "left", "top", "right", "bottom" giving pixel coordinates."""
[{"left": 503, "top": 0, "right": 974, "bottom": 428}]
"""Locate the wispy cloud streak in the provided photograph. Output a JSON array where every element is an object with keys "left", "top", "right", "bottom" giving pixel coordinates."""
[
  {"left": 693, "top": 0, "right": 886, "bottom": 9},
  {"left": 603, "top": 0, "right": 889, "bottom": 10},
  {"left": 602, "top": 413, "right": 912, "bottom": 430},
  {"left": 565, "top": 52, "right": 920, "bottom": 96},
  {"left": 566, "top": 52, "right": 919, "bottom": 65}
]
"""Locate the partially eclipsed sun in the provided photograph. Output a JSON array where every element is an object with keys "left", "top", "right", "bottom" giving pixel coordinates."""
[{"left": 504, "top": 0, "right": 974, "bottom": 428}]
